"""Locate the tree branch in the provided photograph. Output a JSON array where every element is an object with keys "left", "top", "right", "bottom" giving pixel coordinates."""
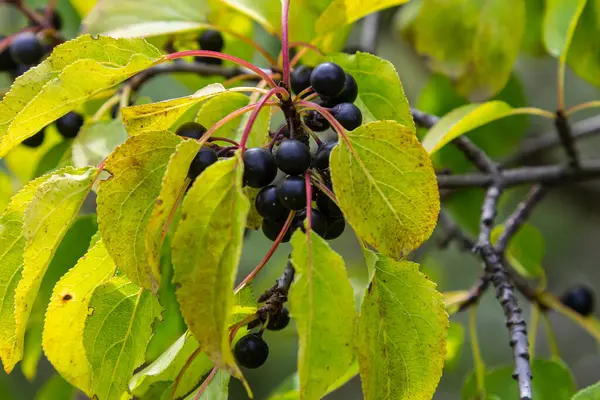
[{"left": 555, "top": 110, "right": 580, "bottom": 167}]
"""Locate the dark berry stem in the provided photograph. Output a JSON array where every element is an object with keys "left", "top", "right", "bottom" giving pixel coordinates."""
[{"left": 281, "top": 0, "right": 292, "bottom": 90}]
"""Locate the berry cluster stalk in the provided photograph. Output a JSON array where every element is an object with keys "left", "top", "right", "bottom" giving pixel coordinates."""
[{"left": 281, "top": 0, "right": 292, "bottom": 89}]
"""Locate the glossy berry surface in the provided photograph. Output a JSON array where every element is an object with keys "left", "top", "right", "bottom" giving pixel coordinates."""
[
  {"left": 267, "top": 308, "right": 290, "bottom": 331},
  {"left": 303, "top": 110, "right": 330, "bottom": 132},
  {"left": 324, "top": 217, "right": 345, "bottom": 240},
  {"left": 329, "top": 73, "right": 358, "bottom": 105},
  {"left": 561, "top": 286, "right": 595, "bottom": 316},
  {"left": 310, "top": 62, "right": 346, "bottom": 98},
  {"left": 314, "top": 141, "right": 337, "bottom": 170},
  {"left": 316, "top": 192, "right": 343, "bottom": 218},
  {"left": 262, "top": 217, "right": 292, "bottom": 242},
  {"left": 56, "top": 112, "right": 84, "bottom": 139},
  {"left": 332, "top": 103, "right": 363, "bottom": 131},
  {"left": 255, "top": 185, "right": 288, "bottom": 220},
  {"left": 199, "top": 29, "right": 225, "bottom": 52},
  {"left": 176, "top": 122, "right": 207, "bottom": 140},
  {"left": 10, "top": 32, "right": 44, "bottom": 65},
  {"left": 294, "top": 208, "right": 328, "bottom": 238},
  {"left": 22, "top": 130, "right": 45, "bottom": 148},
  {"left": 234, "top": 333, "right": 269, "bottom": 369},
  {"left": 275, "top": 139, "right": 311, "bottom": 175},
  {"left": 276, "top": 176, "right": 307, "bottom": 210},
  {"left": 188, "top": 147, "right": 218, "bottom": 180},
  {"left": 0, "top": 36, "right": 17, "bottom": 71},
  {"left": 290, "top": 65, "right": 313, "bottom": 95},
  {"left": 243, "top": 148, "right": 277, "bottom": 188}
]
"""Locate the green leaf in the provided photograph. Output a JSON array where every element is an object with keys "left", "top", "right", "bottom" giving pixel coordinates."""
[
  {"left": 0, "top": 35, "right": 162, "bottom": 157},
  {"left": 491, "top": 223, "right": 545, "bottom": 279},
  {"left": 316, "top": 0, "right": 408, "bottom": 36},
  {"left": 244, "top": 187, "right": 263, "bottom": 230},
  {"left": 121, "top": 84, "right": 227, "bottom": 135},
  {"left": 422, "top": 101, "right": 531, "bottom": 154},
  {"left": 83, "top": 0, "right": 208, "bottom": 37},
  {"left": 445, "top": 322, "right": 464, "bottom": 371},
  {"left": 543, "top": 0, "right": 586, "bottom": 59},
  {"left": 21, "top": 314, "right": 43, "bottom": 381},
  {"left": 356, "top": 256, "right": 448, "bottom": 400},
  {"left": 462, "top": 359, "right": 576, "bottom": 400},
  {"left": 172, "top": 154, "right": 249, "bottom": 377},
  {"left": 572, "top": 381, "right": 600, "bottom": 399},
  {"left": 33, "top": 140, "right": 73, "bottom": 177},
  {"left": 5, "top": 127, "right": 63, "bottom": 184},
  {"left": 72, "top": 119, "right": 128, "bottom": 168},
  {"left": 289, "top": 230, "right": 356, "bottom": 400},
  {"left": 83, "top": 275, "right": 161, "bottom": 400},
  {"left": 411, "top": 0, "right": 525, "bottom": 100},
  {"left": 146, "top": 139, "right": 200, "bottom": 281},
  {"left": 43, "top": 240, "right": 117, "bottom": 396},
  {"left": 0, "top": 166, "right": 96, "bottom": 373},
  {"left": 329, "top": 52, "right": 415, "bottom": 132},
  {"left": 130, "top": 331, "right": 213, "bottom": 399},
  {"left": 567, "top": 0, "right": 600, "bottom": 87},
  {"left": 330, "top": 121, "right": 439, "bottom": 257},
  {"left": 97, "top": 131, "right": 183, "bottom": 292},
  {"left": 0, "top": 170, "right": 13, "bottom": 214},
  {"left": 35, "top": 375, "right": 74, "bottom": 400},
  {"left": 522, "top": 0, "right": 546, "bottom": 55},
  {"left": 184, "top": 369, "right": 230, "bottom": 400}
]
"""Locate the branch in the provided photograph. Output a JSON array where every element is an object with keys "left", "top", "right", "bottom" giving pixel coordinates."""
[
  {"left": 360, "top": 13, "right": 381, "bottom": 55},
  {"left": 555, "top": 110, "right": 580, "bottom": 167}
]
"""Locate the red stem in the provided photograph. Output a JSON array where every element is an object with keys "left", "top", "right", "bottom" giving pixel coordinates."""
[
  {"left": 297, "top": 100, "right": 349, "bottom": 144},
  {"left": 294, "top": 86, "right": 314, "bottom": 101},
  {"left": 193, "top": 367, "right": 218, "bottom": 400},
  {"left": 289, "top": 41, "right": 324, "bottom": 57},
  {"left": 305, "top": 172, "right": 313, "bottom": 234},
  {"left": 164, "top": 50, "right": 277, "bottom": 88},
  {"left": 205, "top": 24, "right": 277, "bottom": 66},
  {"left": 281, "top": 0, "right": 292, "bottom": 89},
  {"left": 234, "top": 211, "right": 296, "bottom": 294},
  {"left": 239, "top": 87, "right": 288, "bottom": 150}
]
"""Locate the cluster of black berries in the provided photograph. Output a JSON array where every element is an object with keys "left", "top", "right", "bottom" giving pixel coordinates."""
[
  {"left": 291, "top": 62, "right": 362, "bottom": 132},
  {"left": 195, "top": 29, "right": 224, "bottom": 65},
  {"left": 175, "top": 122, "right": 222, "bottom": 181},
  {"left": 22, "top": 111, "right": 84, "bottom": 148},
  {"left": 560, "top": 285, "right": 595, "bottom": 316}
]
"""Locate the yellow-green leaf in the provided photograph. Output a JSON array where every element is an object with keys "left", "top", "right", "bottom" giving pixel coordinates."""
[
  {"left": 567, "top": 0, "right": 600, "bottom": 88},
  {"left": 330, "top": 121, "right": 439, "bottom": 258},
  {"left": 184, "top": 369, "right": 230, "bottom": 400},
  {"left": 0, "top": 170, "right": 13, "bottom": 213},
  {"left": 97, "top": 131, "right": 183, "bottom": 292},
  {"left": 72, "top": 119, "right": 128, "bottom": 168},
  {"left": 316, "top": 0, "right": 408, "bottom": 36},
  {"left": 356, "top": 256, "right": 448, "bottom": 400},
  {"left": 572, "top": 381, "right": 600, "bottom": 399},
  {"left": 491, "top": 223, "right": 545, "bottom": 279},
  {"left": 43, "top": 240, "right": 117, "bottom": 396},
  {"left": 0, "top": 35, "right": 162, "bottom": 157},
  {"left": 289, "top": 230, "right": 356, "bottom": 400},
  {"left": 171, "top": 154, "right": 249, "bottom": 377},
  {"left": 422, "top": 101, "right": 532, "bottom": 154},
  {"left": 543, "top": 0, "right": 587, "bottom": 59},
  {"left": 83, "top": 275, "right": 161, "bottom": 400},
  {"left": 122, "top": 84, "right": 227, "bottom": 135},
  {"left": 146, "top": 139, "right": 200, "bottom": 281},
  {"left": 329, "top": 52, "right": 415, "bottom": 131},
  {"left": 445, "top": 322, "right": 464, "bottom": 371},
  {"left": 35, "top": 374, "right": 74, "bottom": 400}
]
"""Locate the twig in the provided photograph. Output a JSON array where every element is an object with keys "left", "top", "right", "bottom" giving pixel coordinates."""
[
  {"left": 555, "top": 110, "right": 580, "bottom": 167},
  {"left": 458, "top": 274, "right": 491, "bottom": 312},
  {"left": 360, "top": 13, "right": 380, "bottom": 54}
]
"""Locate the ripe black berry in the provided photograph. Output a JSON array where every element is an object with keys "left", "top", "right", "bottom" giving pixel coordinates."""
[
  {"left": 261, "top": 218, "right": 292, "bottom": 242},
  {"left": 316, "top": 192, "right": 343, "bottom": 218},
  {"left": 324, "top": 217, "right": 345, "bottom": 240},
  {"left": 276, "top": 176, "right": 306, "bottom": 210},
  {"left": 561, "top": 286, "right": 595, "bottom": 316},
  {"left": 332, "top": 103, "right": 362, "bottom": 131},
  {"left": 234, "top": 333, "right": 269, "bottom": 369},
  {"left": 56, "top": 112, "right": 84, "bottom": 139},
  {"left": 243, "top": 148, "right": 277, "bottom": 188},
  {"left": 294, "top": 208, "right": 328, "bottom": 238},
  {"left": 290, "top": 66, "right": 313, "bottom": 95},
  {"left": 9, "top": 32, "right": 44, "bottom": 65},
  {"left": 314, "top": 141, "right": 337, "bottom": 171},
  {"left": 176, "top": 122, "right": 207, "bottom": 140},
  {"left": 255, "top": 185, "right": 288, "bottom": 220},
  {"left": 303, "top": 110, "right": 329, "bottom": 132},
  {"left": 0, "top": 36, "right": 17, "bottom": 71},
  {"left": 199, "top": 29, "right": 225, "bottom": 52},
  {"left": 22, "top": 130, "right": 45, "bottom": 148},
  {"left": 267, "top": 308, "right": 290, "bottom": 331},
  {"left": 275, "top": 139, "right": 311, "bottom": 175},
  {"left": 188, "top": 147, "right": 218, "bottom": 180},
  {"left": 310, "top": 62, "right": 346, "bottom": 98},
  {"left": 329, "top": 73, "right": 358, "bottom": 105}
]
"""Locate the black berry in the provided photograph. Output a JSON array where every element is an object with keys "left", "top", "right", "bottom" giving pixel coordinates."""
[
  {"left": 0, "top": 36, "right": 17, "bottom": 71},
  {"left": 199, "top": 29, "right": 225, "bottom": 52},
  {"left": 310, "top": 62, "right": 346, "bottom": 98},
  {"left": 276, "top": 176, "right": 306, "bottom": 210},
  {"left": 255, "top": 185, "right": 288, "bottom": 220},
  {"left": 9, "top": 32, "right": 44, "bottom": 65},
  {"left": 275, "top": 139, "right": 311, "bottom": 175},
  {"left": 56, "top": 112, "right": 84, "bottom": 139},
  {"left": 294, "top": 208, "right": 328, "bottom": 238},
  {"left": 188, "top": 147, "right": 218, "bottom": 180},
  {"left": 324, "top": 217, "right": 345, "bottom": 240},
  {"left": 290, "top": 66, "right": 313, "bottom": 95},
  {"left": 314, "top": 141, "right": 337, "bottom": 170},
  {"left": 262, "top": 217, "right": 292, "bottom": 242},
  {"left": 316, "top": 192, "right": 343, "bottom": 218},
  {"left": 332, "top": 103, "right": 362, "bottom": 131},
  {"left": 303, "top": 110, "right": 329, "bottom": 132},
  {"left": 243, "top": 148, "right": 277, "bottom": 188},
  {"left": 176, "top": 122, "right": 207, "bottom": 140},
  {"left": 22, "top": 130, "right": 45, "bottom": 148},
  {"left": 267, "top": 308, "right": 290, "bottom": 331},
  {"left": 329, "top": 73, "right": 358, "bottom": 105},
  {"left": 234, "top": 333, "right": 269, "bottom": 369},
  {"left": 561, "top": 286, "right": 595, "bottom": 316}
]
